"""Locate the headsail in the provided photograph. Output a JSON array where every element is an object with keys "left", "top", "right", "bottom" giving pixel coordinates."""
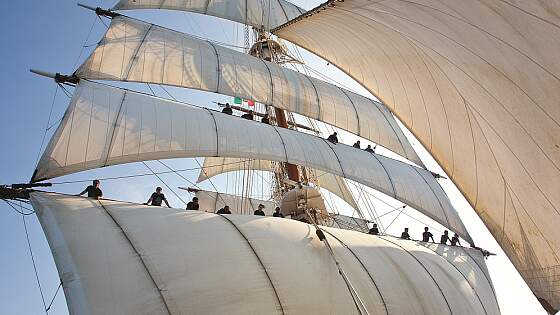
[
  {"left": 113, "top": 0, "right": 305, "bottom": 30},
  {"left": 197, "top": 157, "right": 360, "bottom": 210},
  {"left": 33, "top": 81, "right": 470, "bottom": 242},
  {"left": 75, "top": 15, "right": 422, "bottom": 166},
  {"left": 274, "top": 1, "right": 560, "bottom": 311},
  {"left": 30, "top": 191, "right": 499, "bottom": 315}
]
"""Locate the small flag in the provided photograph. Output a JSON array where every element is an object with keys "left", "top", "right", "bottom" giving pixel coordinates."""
[
  {"left": 234, "top": 97, "right": 242, "bottom": 104},
  {"left": 247, "top": 99, "right": 255, "bottom": 106}
]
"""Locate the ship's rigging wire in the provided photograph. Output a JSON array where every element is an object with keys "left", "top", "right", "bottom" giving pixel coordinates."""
[
  {"left": 142, "top": 161, "right": 188, "bottom": 206},
  {"left": 45, "top": 281, "right": 63, "bottom": 312},
  {"left": 384, "top": 205, "right": 407, "bottom": 231},
  {"left": 72, "top": 13, "right": 98, "bottom": 68},
  {"left": 20, "top": 202, "right": 48, "bottom": 314},
  {"left": 33, "top": 85, "right": 59, "bottom": 170}
]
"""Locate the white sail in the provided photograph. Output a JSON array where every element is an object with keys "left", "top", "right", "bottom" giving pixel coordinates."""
[
  {"left": 75, "top": 15, "right": 422, "bottom": 166},
  {"left": 197, "top": 156, "right": 360, "bottom": 210},
  {"left": 31, "top": 192, "right": 499, "bottom": 315},
  {"left": 33, "top": 81, "right": 470, "bottom": 242},
  {"left": 274, "top": 1, "right": 560, "bottom": 311},
  {"left": 195, "top": 190, "right": 277, "bottom": 215},
  {"left": 113, "top": 0, "right": 305, "bottom": 30}
]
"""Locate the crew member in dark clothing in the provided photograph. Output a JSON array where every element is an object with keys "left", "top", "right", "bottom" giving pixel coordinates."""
[
  {"left": 254, "top": 204, "right": 266, "bottom": 216},
  {"left": 186, "top": 197, "right": 199, "bottom": 210},
  {"left": 401, "top": 227, "right": 411, "bottom": 240},
  {"left": 77, "top": 180, "right": 103, "bottom": 199},
  {"left": 364, "top": 145, "right": 375, "bottom": 153},
  {"left": 440, "top": 230, "right": 450, "bottom": 244},
  {"left": 422, "top": 227, "right": 435, "bottom": 242},
  {"left": 450, "top": 233, "right": 461, "bottom": 246},
  {"left": 368, "top": 223, "right": 379, "bottom": 235},
  {"left": 241, "top": 110, "right": 254, "bottom": 120},
  {"left": 221, "top": 103, "right": 233, "bottom": 115},
  {"left": 216, "top": 205, "right": 231, "bottom": 214},
  {"left": 272, "top": 206, "right": 284, "bottom": 217},
  {"left": 145, "top": 187, "right": 171, "bottom": 207},
  {"left": 327, "top": 132, "right": 338, "bottom": 144},
  {"left": 353, "top": 140, "right": 361, "bottom": 149},
  {"left": 261, "top": 114, "right": 270, "bottom": 124}
]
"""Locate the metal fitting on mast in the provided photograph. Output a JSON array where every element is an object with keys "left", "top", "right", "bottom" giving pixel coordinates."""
[
  {"left": 30, "top": 69, "right": 79, "bottom": 84},
  {"left": 77, "top": 3, "right": 120, "bottom": 18}
]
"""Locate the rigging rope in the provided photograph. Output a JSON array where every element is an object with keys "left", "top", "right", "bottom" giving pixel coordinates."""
[
  {"left": 142, "top": 161, "right": 188, "bottom": 206},
  {"left": 34, "top": 85, "right": 59, "bottom": 169},
  {"left": 45, "top": 280, "right": 63, "bottom": 312},
  {"left": 21, "top": 205, "right": 48, "bottom": 314}
]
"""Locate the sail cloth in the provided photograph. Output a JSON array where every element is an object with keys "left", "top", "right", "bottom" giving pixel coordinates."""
[
  {"left": 75, "top": 15, "right": 422, "bottom": 166},
  {"left": 195, "top": 190, "right": 277, "bottom": 215},
  {"left": 112, "top": 0, "right": 305, "bottom": 30},
  {"left": 31, "top": 192, "right": 499, "bottom": 315},
  {"left": 273, "top": 0, "right": 560, "bottom": 311},
  {"left": 197, "top": 156, "right": 360, "bottom": 210},
  {"left": 33, "top": 81, "right": 471, "bottom": 242}
]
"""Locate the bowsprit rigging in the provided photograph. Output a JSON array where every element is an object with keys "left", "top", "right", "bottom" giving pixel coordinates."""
[{"left": 0, "top": 1, "right": 515, "bottom": 314}]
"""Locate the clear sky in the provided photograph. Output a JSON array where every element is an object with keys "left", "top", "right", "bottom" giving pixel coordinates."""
[{"left": 0, "top": 1, "right": 549, "bottom": 314}]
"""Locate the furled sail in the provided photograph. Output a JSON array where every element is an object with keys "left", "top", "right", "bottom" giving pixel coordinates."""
[
  {"left": 273, "top": 1, "right": 560, "bottom": 311},
  {"left": 31, "top": 192, "right": 499, "bottom": 315},
  {"left": 195, "top": 190, "right": 277, "bottom": 215},
  {"left": 33, "top": 81, "right": 471, "bottom": 242},
  {"left": 197, "top": 156, "right": 360, "bottom": 210},
  {"left": 75, "top": 15, "right": 422, "bottom": 166},
  {"left": 113, "top": 0, "right": 305, "bottom": 31}
]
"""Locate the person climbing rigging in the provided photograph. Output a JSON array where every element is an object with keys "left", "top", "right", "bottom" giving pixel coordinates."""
[
  {"left": 216, "top": 205, "right": 231, "bottom": 214},
  {"left": 254, "top": 204, "right": 266, "bottom": 216},
  {"left": 364, "top": 144, "right": 375, "bottom": 153},
  {"left": 353, "top": 140, "right": 361, "bottom": 149},
  {"left": 401, "top": 227, "right": 411, "bottom": 240},
  {"left": 241, "top": 110, "right": 254, "bottom": 120},
  {"left": 186, "top": 197, "right": 199, "bottom": 210},
  {"left": 261, "top": 114, "right": 270, "bottom": 124},
  {"left": 327, "top": 132, "right": 338, "bottom": 144},
  {"left": 77, "top": 179, "right": 102, "bottom": 200},
  {"left": 450, "top": 233, "right": 461, "bottom": 246},
  {"left": 422, "top": 227, "right": 435, "bottom": 242},
  {"left": 368, "top": 223, "right": 379, "bottom": 235},
  {"left": 440, "top": 230, "right": 450, "bottom": 245},
  {"left": 221, "top": 103, "right": 233, "bottom": 115},
  {"left": 273, "top": 206, "right": 284, "bottom": 218},
  {"left": 144, "top": 187, "right": 171, "bottom": 208}
]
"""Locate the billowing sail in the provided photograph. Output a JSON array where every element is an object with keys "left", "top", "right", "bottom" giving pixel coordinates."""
[
  {"left": 31, "top": 192, "right": 499, "bottom": 315},
  {"left": 197, "top": 156, "right": 360, "bottom": 210},
  {"left": 195, "top": 190, "right": 277, "bottom": 215},
  {"left": 75, "top": 15, "right": 422, "bottom": 166},
  {"left": 273, "top": 1, "right": 560, "bottom": 311},
  {"left": 33, "top": 81, "right": 471, "bottom": 242},
  {"left": 113, "top": 0, "right": 305, "bottom": 30}
]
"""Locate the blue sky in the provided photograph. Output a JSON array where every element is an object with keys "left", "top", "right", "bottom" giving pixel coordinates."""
[{"left": 0, "top": 1, "right": 549, "bottom": 314}]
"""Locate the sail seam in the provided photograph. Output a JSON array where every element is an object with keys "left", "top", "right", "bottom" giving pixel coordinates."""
[
  {"left": 208, "top": 42, "right": 221, "bottom": 92},
  {"left": 368, "top": 153, "right": 397, "bottom": 198},
  {"left": 421, "top": 244, "right": 489, "bottom": 315},
  {"left": 460, "top": 248, "right": 499, "bottom": 301},
  {"left": 338, "top": 87, "right": 361, "bottom": 137},
  {"left": 303, "top": 74, "right": 322, "bottom": 120},
  {"left": 122, "top": 24, "right": 153, "bottom": 81},
  {"left": 378, "top": 236, "right": 453, "bottom": 315},
  {"left": 97, "top": 200, "right": 172, "bottom": 314},
  {"left": 322, "top": 230, "right": 389, "bottom": 315},
  {"left": 259, "top": 59, "right": 275, "bottom": 105},
  {"left": 408, "top": 165, "right": 453, "bottom": 234},
  {"left": 205, "top": 109, "right": 220, "bottom": 156},
  {"left": 102, "top": 90, "right": 127, "bottom": 166},
  {"left": 216, "top": 214, "right": 285, "bottom": 314},
  {"left": 322, "top": 140, "right": 346, "bottom": 178},
  {"left": 271, "top": 127, "right": 290, "bottom": 163}
]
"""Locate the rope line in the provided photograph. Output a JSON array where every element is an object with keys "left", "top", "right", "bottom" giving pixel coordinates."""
[
  {"left": 21, "top": 209, "right": 48, "bottom": 314},
  {"left": 45, "top": 280, "right": 63, "bottom": 312},
  {"left": 142, "top": 161, "right": 188, "bottom": 206}
]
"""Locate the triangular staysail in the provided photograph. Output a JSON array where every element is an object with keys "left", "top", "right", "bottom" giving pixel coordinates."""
[
  {"left": 33, "top": 80, "right": 471, "bottom": 243},
  {"left": 31, "top": 191, "right": 498, "bottom": 315},
  {"left": 273, "top": 1, "right": 560, "bottom": 311},
  {"left": 75, "top": 15, "right": 422, "bottom": 166}
]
